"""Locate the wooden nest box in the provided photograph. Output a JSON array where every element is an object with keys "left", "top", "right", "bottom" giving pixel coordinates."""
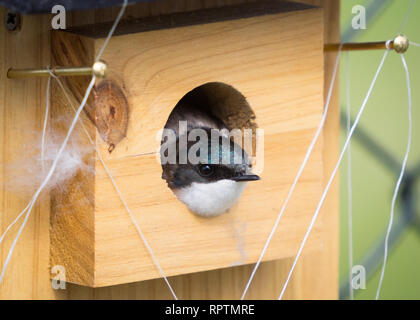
[{"left": 50, "top": 1, "right": 325, "bottom": 287}]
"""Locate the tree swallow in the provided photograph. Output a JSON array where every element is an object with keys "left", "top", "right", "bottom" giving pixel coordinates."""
[{"left": 161, "top": 101, "right": 260, "bottom": 217}]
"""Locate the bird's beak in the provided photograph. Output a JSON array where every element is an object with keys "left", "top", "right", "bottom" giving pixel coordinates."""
[{"left": 231, "top": 174, "right": 261, "bottom": 182}]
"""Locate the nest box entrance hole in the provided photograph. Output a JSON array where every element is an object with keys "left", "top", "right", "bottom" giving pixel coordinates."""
[{"left": 160, "top": 82, "right": 259, "bottom": 216}]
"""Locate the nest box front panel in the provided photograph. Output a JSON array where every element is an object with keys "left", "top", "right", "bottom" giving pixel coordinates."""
[{"left": 51, "top": 2, "right": 325, "bottom": 287}]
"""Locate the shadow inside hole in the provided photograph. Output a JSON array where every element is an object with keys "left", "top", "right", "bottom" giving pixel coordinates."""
[{"left": 163, "top": 82, "right": 257, "bottom": 136}]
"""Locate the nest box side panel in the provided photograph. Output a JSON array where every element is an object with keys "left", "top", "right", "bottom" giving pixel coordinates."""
[
  {"left": 50, "top": 31, "right": 99, "bottom": 286},
  {"left": 87, "top": 6, "right": 325, "bottom": 287}
]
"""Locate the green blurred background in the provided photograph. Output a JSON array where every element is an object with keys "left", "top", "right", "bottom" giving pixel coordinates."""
[{"left": 338, "top": 0, "right": 420, "bottom": 299}]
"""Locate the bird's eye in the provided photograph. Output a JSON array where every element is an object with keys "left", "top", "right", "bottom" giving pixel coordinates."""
[{"left": 198, "top": 164, "right": 214, "bottom": 177}]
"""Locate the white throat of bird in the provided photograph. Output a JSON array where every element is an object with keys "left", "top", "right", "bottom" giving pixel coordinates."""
[{"left": 173, "top": 180, "right": 248, "bottom": 217}]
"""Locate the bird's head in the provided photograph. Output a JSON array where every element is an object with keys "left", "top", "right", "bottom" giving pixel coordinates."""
[{"left": 161, "top": 128, "right": 260, "bottom": 217}]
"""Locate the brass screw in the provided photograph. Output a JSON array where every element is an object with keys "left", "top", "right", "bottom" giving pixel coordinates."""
[
  {"left": 393, "top": 35, "right": 409, "bottom": 54},
  {"left": 92, "top": 60, "right": 108, "bottom": 78}
]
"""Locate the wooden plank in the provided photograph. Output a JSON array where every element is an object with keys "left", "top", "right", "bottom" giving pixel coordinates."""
[
  {"left": 92, "top": 0, "right": 340, "bottom": 299},
  {"left": 49, "top": 31, "right": 98, "bottom": 287},
  {"left": 291, "top": 0, "right": 340, "bottom": 300},
  {"left": 0, "top": 9, "right": 59, "bottom": 299}
]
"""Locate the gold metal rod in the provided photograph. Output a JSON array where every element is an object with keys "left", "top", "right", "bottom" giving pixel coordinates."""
[
  {"left": 7, "top": 61, "right": 108, "bottom": 79},
  {"left": 324, "top": 35, "right": 409, "bottom": 54},
  {"left": 6, "top": 35, "right": 409, "bottom": 80},
  {"left": 324, "top": 41, "right": 391, "bottom": 52},
  {"left": 7, "top": 66, "right": 93, "bottom": 78}
]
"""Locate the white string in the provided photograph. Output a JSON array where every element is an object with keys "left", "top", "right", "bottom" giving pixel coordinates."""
[
  {"left": 375, "top": 54, "right": 412, "bottom": 300},
  {"left": 0, "top": 202, "right": 31, "bottom": 246},
  {"left": 41, "top": 73, "right": 51, "bottom": 172},
  {"left": 240, "top": 45, "right": 343, "bottom": 300},
  {"left": 409, "top": 41, "right": 420, "bottom": 47},
  {"left": 278, "top": 50, "right": 389, "bottom": 300},
  {"left": 345, "top": 52, "right": 354, "bottom": 300},
  {"left": 398, "top": 0, "right": 415, "bottom": 34},
  {"left": 0, "top": 0, "right": 127, "bottom": 285},
  {"left": 50, "top": 74, "right": 178, "bottom": 300},
  {"left": 96, "top": 0, "right": 128, "bottom": 62}
]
